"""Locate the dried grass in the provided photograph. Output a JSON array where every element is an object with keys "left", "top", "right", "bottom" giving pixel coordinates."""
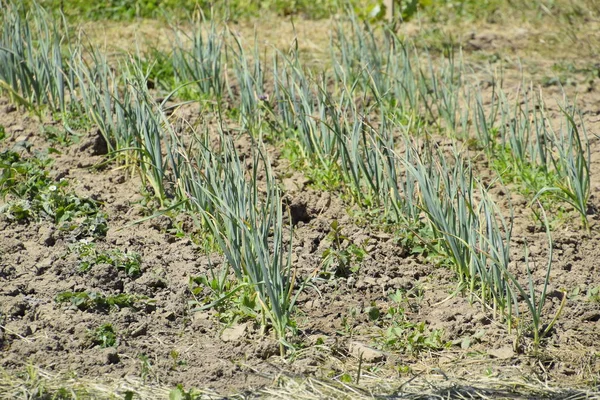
[{"left": 1, "top": 365, "right": 598, "bottom": 400}]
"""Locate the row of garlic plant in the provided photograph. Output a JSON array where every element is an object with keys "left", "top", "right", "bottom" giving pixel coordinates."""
[
  {"left": 225, "top": 16, "right": 566, "bottom": 344},
  {"left": 471, "top": 81, "right": 591, "bottom": 230},
  {"left": 149, "top": 12, "right": 581, "bottom": 347},
  {"left": 0, "top": 2, "right": 71, "bottom": 113},
  {"left": 169, "top": 11, "right": 572, "bottom": 345},
  {"left": 168, "top": 20, "right": 298, "bottom": 351},
  {"left": 0, "top": 1, "right": 298, "bottom": 352},
  {"left": 0, "top": 1, "right": 583, "bottom": 349},
  {"left": 184, "top": 134, "right": 296, "bottom": 356}
]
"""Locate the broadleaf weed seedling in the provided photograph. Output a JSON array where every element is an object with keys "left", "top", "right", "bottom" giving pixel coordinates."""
[
  {"left": 586, "top": 286, "right": 600, "bottom": 303},
  {"left": 189, "top": 272, "right": 260, "bottom": 325},
  {"left": 320, "top": 220, "right": 368, "bottom": 278},
  {"left": 72, "top": 242, "right": 142, "bottom": 277},
  {"left": 0, "top": 150, "right": 108, "bottom": 238},
  {"left": 373, "top": 290, "right": 448, "bottom": 355},
  {"left": 89, "top": 323, "right": 117, "bottom": 348},
  {"left": 55, "top": 291, "right": 147, "bottom": 311}
]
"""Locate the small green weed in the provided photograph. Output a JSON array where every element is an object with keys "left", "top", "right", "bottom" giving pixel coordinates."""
[
  {"left": 169, "top": 350, "right": 187, "bottom": 371},
  {"left": 55, "top": 291, "right": 145, "bottom": 311},
  {"left": 321, "top": 220, "right": 368, "bottom": 278},
  {"left": 0, "top": 150, "right": 53, "bottom": 199},
  {"left": 89, "top": 323, "right": 117, "bottom": 348},
  {"left": 0, "top": 150, "right": 107, "bottom": 238},
  {"left": 586, "top": 286, "right": 600, "bottom": 303},
  {"left": 73, "top": 242, "right": 142, "bottom": 277},
  {"left": 189, "top": 272, "right": 260, "bottom": 325},
  {"left": 336, "top": 307, "right": 360, "bottom": 337},
  {"left": 42, "top": 125, "right": 80, "bottom": 147},
  {"left": 1, "top": 200, "right": 34, "bottom": 221},
  {"left": 491, "top": 145, "right": 556, "bottom": 197},
  {"left": 132, "top": 47, "right": 180, "bottom": 94},
  {"left": 542, "top": 62, "right": 599, "bottom": 88},
  {"left": 454, "top": 329, "right": 486, "bottom": 350},
  {"left": 138, "top": 353, "right": 153, "bottom": 384},
  {"left": 280, "top": 139, "right": 347, "bottom": 193},
  {"left": 373, "top": 289, "right": 448, "bottom": 354},
  {"left": 169, "top": 384, "right": 203, "bottom": 400}
]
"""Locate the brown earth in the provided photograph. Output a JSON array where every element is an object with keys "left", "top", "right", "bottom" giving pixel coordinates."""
[{"left": 1, "top": 14, "right": 600, "bottom": 399}]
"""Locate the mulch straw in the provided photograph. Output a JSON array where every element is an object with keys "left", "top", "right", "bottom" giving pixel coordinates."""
[{"left": 2, "top": 366, "right": 599, "bottom": 399}]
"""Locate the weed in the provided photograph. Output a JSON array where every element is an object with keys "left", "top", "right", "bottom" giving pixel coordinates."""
[
  {"left": 169, "top": 350, "right": 187, "bottom": 371},
  {"left": 169, "top": 384, "right": 203, "bottom": 400},
  {"left": 0, "top": 150, "right": 53, "bottom": 199},
  {"left": 55, "top": 291, "right": 145, "bottom": 311},
  {"left": 587, "top": 286, "right": 600, "bottom": 303},
  {"left": 0, "top": 150, "right": 108, "bottom": 238},
  {"left": 132, "top": 47, "right": 177, "bottom": 93},
  {"left": 279, "top": 139, "right": 348, "bottom": 193},
  {"left": 73, "top": 242, "right": 142, "bottom": 277},
  {"left": 42, "top": 125, "right": 79, "bottom": 147},
  {"left": 320, "top": 220, "right": 368, "bottom": 277},
  {"left": 336, "top": 307, "right": 360, "bottom": 338},
  {"left": 89, "top": 323, "right": 117, "bottom": 348},
  {"left": 138, "top": 354, "right": 153, "bottom": 384},
  {"left": 374, "top": 290, "right": 448, "bottom": 354},
  {"left": 189, "top": 272, "right": 260, "bottom": 325},
  {"left": 455, "top": 329, "right": 486, "bottom": 350}
]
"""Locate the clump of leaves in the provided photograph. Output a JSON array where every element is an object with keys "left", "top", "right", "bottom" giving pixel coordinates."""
[
  {"left": 372, "top": 289, "right": 448, "bottom": 354},
  {"left": 0, "top": 149, "right": 53, "bottom": 199},
  {"left": 587, "top": 286, "right": 600, "bottom": 303},
  {"left": 0, "top": 150, "right": 108, "bottom": 238},
  {"left": 279, "top": 139, "right": 348, "bottom": 193},
  {"left": 188, "top": 269, "right": 260, "bottom": 325},
  {"left": 356, "top": 0, "right": 422, "bottom": 23},
  {"left": 89, "top": 323, "right": 117, "bottom": 348},
  {"left": 169, "top": 384, "right": 204, "bottom": 400},
  {"left": 55, "top": 291, "right": 145, "bottom": 311},
  {"left": 73, "top": 242, "right": 142, "bottom": 276},
  {"left": 321, "top": 220, "right": 368, "bottom": 277}
]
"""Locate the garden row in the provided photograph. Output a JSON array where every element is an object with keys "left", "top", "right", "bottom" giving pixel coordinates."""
[{"left": 0, "top": 1, "right": 590, "bottom": 355}]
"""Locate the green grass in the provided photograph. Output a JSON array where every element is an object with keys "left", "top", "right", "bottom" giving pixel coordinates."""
[{"left": 31, "top": 0, "right": 362, "bottom": 20}]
